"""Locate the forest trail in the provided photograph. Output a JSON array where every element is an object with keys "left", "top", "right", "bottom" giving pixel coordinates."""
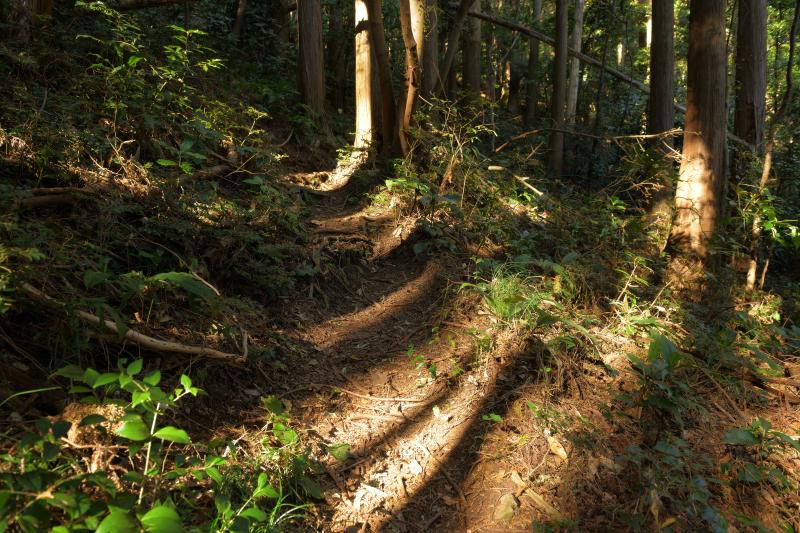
[{"left": 268, "top": 179, "right": 584, "bottom": 532}]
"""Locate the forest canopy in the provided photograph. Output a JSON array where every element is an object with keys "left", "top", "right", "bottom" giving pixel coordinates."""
[{"left": 1, "top": 0, "right": 800, "bottom": 531}]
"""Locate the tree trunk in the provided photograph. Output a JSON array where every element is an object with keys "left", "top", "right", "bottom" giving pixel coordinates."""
[
  {"left": 298, "top": 0, "right": 326, "bottom": 118},
  {"left": 647, "top": 0, "right": 675, "bottom": 137},
  {"left": 463, "top": 0, "right": 482, "bottom": 97},
  {"left": 550, "top": 0, "right": 568, "bottom": 178},
  {"left": 565, "top": 0, "right": 585, "bottom": 125},
  {"left": 646, "top": 0, "right": 676, "bottom": 228},
  {"left": 421, "top": 0, "right": 439, "bottom": 98},
  {"left": 365, "top": 0, "right": 396, "bottom": 154},
  {"left": 278, "top": 0, "right": 291, "bottom": 42},
  {"left": 232, "top": 0, "right": 248, "bottom": 41},
  {"left": 440, "top": 0, "right": 476, "bottom": 90},
  {"left": 733, "top": 0, "right": 767, "bottom": 152},
  {"left": 398, "top": 0, "right": 421, "bottom": 156},
  {"left": 524, "top": 0, "right": 542, "bottom": 127},
  {"left": 669, "top": 0, "right": 727, "bottom": 261},
  {"left": 354, "top": 0, "right": 373, "bottom": 153}
]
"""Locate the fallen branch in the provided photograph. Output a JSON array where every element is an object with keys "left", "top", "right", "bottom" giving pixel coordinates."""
[{"left": 19, "top": 283, "right": 244, "bottom": 363}]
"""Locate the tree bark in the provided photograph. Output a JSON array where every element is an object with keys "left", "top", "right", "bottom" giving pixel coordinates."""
[
  {"left": 733, "top": 0, "right": 767, "bottom": 152},
  {"left": 463, "top": 0, "right": 482, "bottom": 97},
  {"left": 524, "top": 0, "right": 542, "bottom": 127},
  {"left": 647, "top": 0, "right": 674, "bottom": 137},
  {"left": 421, "top": 0, "right": 439, "bottom": 98},
  {"left": 440, "top": 0, "right": 476, "bottom": 91},
  {"left": 278, "top": 0, "right": 291, "bottom": 42},
  {"left": 398, "top": 0, "right": 421, "bottom": 156},
  {"left": 298, "top": 0, "right": 326, "bottom": 118},
  {"left": 565, "top": 0, "right": 585, "bottom": 125},
  {"left": 232, "top": 0, "right": 248, "bottom": 41},
  {"left": 550, "top": 0, "right": 568, "bottom": 178},
  {"left": 366, "top": 0, "right": 396, "bottom": 154},
  {"left": 669, "top": 0, "right": 727, "bottom": 260},
  {"left": 354, "top": 0, "right": 373, "bottom": 153}
]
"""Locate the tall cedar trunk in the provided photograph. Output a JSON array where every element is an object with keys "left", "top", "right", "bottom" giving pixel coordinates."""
[
  {"left": 733, "top": 0, "right": 767, "bottom": 152},
  {"left": 232, "top": 0, "right": 248, "bottom": 41},
  {"left": 647, "top": 0, "right": 675, "bottom": 137},
  {"left": 354, "top": 0, "right": 372, "bottom": 152},
  {"left": 669, "top": 0, "right": 727, "bottom": 260},
  {"left": 463, "top": 0, "right": 482, "bottom": 96},
  {"left": 398, "top": 0, "right": 420, "bottom": 156},
  {"left": 507, "top": 64, "right": 522, "bottom": 114},
  {"left": 550, "top": 0, "right": 568, "bottom": 178},
  {"left": 421, "top": 0, "right": 439, "bottom": 97},
  {"left": 646, "top": 0, "right": 676, "bottom": 225},
  {"left": 440, "top": 0, "right": 476, "bottom": 90},
  {"left": 524, "top": 0, "right": 542, "bottom": 126},
  {"left": 298, "top": 0, "right": 326, "bottom": 118},
  {"left": 366, "top": 0, "right": 396, "bottom": 154},
  {"left": 328, "top": 1, "right": 351, "bottom": 110},
  {"left": 565, "top": 0, "right": 585, "bottom": 125},
  {"left": 278, "top": 0, "right": 291, "bottom": 42}
]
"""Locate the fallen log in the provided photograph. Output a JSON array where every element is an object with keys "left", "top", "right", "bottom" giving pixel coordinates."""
[{"left": 19, "top": 283, "right": 244, "bottom": 363}]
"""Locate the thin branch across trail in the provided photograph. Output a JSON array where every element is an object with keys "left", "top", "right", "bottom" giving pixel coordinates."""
[{"left": 19, "top": 283, "right": 244, "bottom": 362}]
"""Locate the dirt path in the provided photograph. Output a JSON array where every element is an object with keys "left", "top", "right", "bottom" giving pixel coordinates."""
[{"left": 262, "top": 184, "right": 596, "bottom": 532}]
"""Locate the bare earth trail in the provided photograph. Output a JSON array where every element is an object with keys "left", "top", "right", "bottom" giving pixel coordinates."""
[{"left": 254, "top": 180, "right": 618, "bottom": 532}]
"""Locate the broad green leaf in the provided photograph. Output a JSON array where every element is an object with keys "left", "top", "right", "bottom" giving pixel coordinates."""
[
  {"left": 253, "top": 484, "right": 279, "bottom": 499},
  {"left": 80, "top": 414, "right": 107, "bottom": 427},
  {"left": 53, "top": 365, "right": 85, "bottom": 380},
  {"left": 96, "top": 510, "right": 139, "bottom": 533},
  {"left": 482, "top": 413, "right": 503, "bottom": 423},
  {"left": 143, "top": 370, "right": 161, "bottom": 386},
  {"left": 153, "top": 426, "right": 190, "bottom": 444},
  {"left": 299, "top": 476, "right": 324, "bottom": 499},
  {"left": 93, "top": 373, "right": 120, "bottom": 388},
  {"left": 261, "top": 395, "right": 285, "bottom": 416},
  {"left": 141, "top": 505, "right": 184, "bottom": 533},
  {"left": 126, "top": 359, "right": 143, "bottom": 376},
  {"left": 156, "top": 159, "right": 177, "bottom": 167},
  {"left": 149, "top": 272, "right": 216, "bottom": 301},
  {"left": 722, "top": 429, "right": 760, "bottom": 446},
  {"left": 116, "top": 416, "right": 150, "bottom": 441},
  {"left": 272, "top": 423, "right": 297, "bottom": 446},
  {"left": 239, "top": 506, "right": 267, "bottom": 522},
  {"left": 180, "top": 375, "right": 192, "bottom": 390},
  {"left": 327, "top": 443, "right": 350, "bottom": 462}
]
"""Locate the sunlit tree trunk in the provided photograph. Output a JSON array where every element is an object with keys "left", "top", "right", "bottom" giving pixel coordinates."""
[
  {"left": 669, "top": 0, "right": 727, "bottom": 261},
  {"left": 398, "top": 0, "right": 420, "bottom": 156},
  {"left": 463, "top": 0, "right": 482, "bottom": 97},
  {"left": 354, "top": 0, "right": 372, "bottom": 153},
  {"left": 733, "top": 0, "right": 767, "bottom": 153},
  {"left": 524, "top": 0, "right": 542, "bottom": 127},
  {"left": 550, "top": 0, "right": 568, "bottom": 178},
  {"left": 366, "top": 0, "right": 396, "bottom": 154},
  {"left": 565, "top": 0, "right": 585, "bottom": 125},
  {"left": 298, "top": 0, "right": 326, "bottom": 118},
  {"left": 421, "top": 0, "right": 439, "bottom": 98}
]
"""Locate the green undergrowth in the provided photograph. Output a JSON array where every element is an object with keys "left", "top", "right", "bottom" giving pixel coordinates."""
[{"left": 375, "top": 99, "right": 800, "bottom": 530}]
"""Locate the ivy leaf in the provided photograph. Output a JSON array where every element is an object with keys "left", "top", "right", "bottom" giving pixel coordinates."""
[
  {"left": 722, "top": 429, "right": 759, "bottom": 446},
  {"left": 153, "top": 426, "right": 190, "bottom": 444},
  {"left": 116, "top": 416, "right": 150, "bottom": 441},
  {"left": 96, "top": 510, "right": 139, "bottom": 533},
  {"left": 141, "top": 505, "right": 184, "bottom": 533}
]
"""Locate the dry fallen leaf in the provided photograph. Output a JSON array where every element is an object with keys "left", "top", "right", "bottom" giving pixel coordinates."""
[
  {"left": 547, "top": 436, "right": 568, "bottom": 461},
  {"left": 523, "top": 489, "right": 563, "bottom": 521},
  {"left": 493, "top": 493, "right": 519, "bottom": 522}
]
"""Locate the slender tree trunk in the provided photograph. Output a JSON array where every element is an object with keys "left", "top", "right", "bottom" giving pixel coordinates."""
[
  {"left": 646, "top": 0, "right": 676, "bottom": 227},
  {"left": 298, "top": 0, "right": 326, "bottom": 118},
  {"left": 588, "top": 0, "right": 615, "bottom": 177},
  {"left": 524, "top": 0, "right": 542, "bottom": 127},
  {"left": 565, "top": 0, "right": 585, "bottom": 125},
  {"left": 421, "top": 0, "right": 439, "bottom": 97},
  {"left": 354, "top": 0, "right": 373, "bottom": 152},
  {"left": 463, "top": 0, "right": 482, "bottom": 97},
  {"left": 398, "top": 0, "right": 421, "bottom": 156},
  {"left": 278, "top": 0, "right": 291, "bottom": 42},
  {"left": 366, "top": 0, "right": 396, "bottom": 154},
  {"left": 733, "top": 0, "right": 767, "bottom": 152},
  {"left": 669, "top": 0, "right": 727, "bottom": 261},
  {"left": 745, "top": 0, "right": 798, "bottom": 290},
  {"left": 440, "top": 0, "right": 476, "bottom": 90},
  {"left": 550, "top": 0, "right": 568, "bottom": 178},
  {"left": 507, "top": 64, "right": 522, "bottom": 114},
  {"left": 232, "top": 0, "right": 248, "bottom": 41},
  {"left": 638, "top": 0, "right": 649, "bottom": 50}
]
